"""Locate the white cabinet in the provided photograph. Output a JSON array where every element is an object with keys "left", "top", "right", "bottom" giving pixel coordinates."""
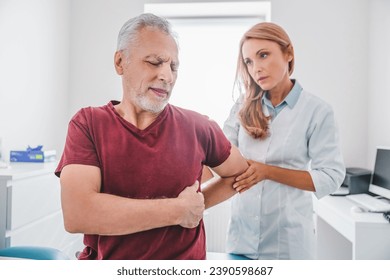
[
  {"left": 0, "top": 162, "right": 83, "bottom": 259},
  {"left": 314, "top": 195, "right": 390, "bottom": 259}
]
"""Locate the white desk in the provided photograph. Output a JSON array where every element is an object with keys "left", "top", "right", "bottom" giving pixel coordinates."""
[
  {"left": 0, "top": 162, "right": 83, "bottom": 259},
  {"left": 314, "top": 195, "right": 390, "bottom": 259}
]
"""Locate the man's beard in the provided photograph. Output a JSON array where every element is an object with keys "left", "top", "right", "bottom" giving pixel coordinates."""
[{"left": 134, "top": 91, "right": 170, "bottom": 114}]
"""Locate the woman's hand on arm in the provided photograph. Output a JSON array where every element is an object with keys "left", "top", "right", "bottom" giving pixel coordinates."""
[
  {"left": 60, "top": 164, "right": 205, "bottom": 235},
  {"left": 232, "top": 160, "right": 315, "bottom": 192},
  {"left": 232, "top": 160, "right": 267, "bottom": 192}
]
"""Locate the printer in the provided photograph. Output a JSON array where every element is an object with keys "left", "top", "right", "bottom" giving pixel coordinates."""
[{"left": 342, "top": 167, "right": 372, "bottom": 194}]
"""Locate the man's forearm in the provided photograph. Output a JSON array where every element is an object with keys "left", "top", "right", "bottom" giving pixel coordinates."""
[
  {"left": 202, "top": 145, "right": 249, "bottom": 209},
  {"left": 63, "top": 193, "right": 186, "bottom": 235},
  {"left": 202, "top": 176, "right": 237, "bottom": 209},
  {"left": 62, "top": 185, "right": 203, "bottom": 236}
]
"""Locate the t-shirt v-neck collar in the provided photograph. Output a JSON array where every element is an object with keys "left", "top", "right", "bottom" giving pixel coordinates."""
[{"left": 108, "top": 100, "right": 169, "bottom": 136}]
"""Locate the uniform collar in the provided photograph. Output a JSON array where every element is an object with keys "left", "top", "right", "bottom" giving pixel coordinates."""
[{"left": 262, "top": 79, "right": 302, "bottom": 109}]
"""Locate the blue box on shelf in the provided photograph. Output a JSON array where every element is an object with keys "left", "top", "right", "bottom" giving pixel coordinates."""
[{"left": 10, "top": 145, "right": 56, "bottom": 163}]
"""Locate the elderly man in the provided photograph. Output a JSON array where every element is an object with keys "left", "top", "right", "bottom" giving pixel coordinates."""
[{"left": 55, "top": 13, "right": 247, "bottom": 260}]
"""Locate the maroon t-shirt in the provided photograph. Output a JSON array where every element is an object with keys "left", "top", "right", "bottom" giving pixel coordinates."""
[{"left": 55, "top": 101, "right": 231, "bottom": 260}]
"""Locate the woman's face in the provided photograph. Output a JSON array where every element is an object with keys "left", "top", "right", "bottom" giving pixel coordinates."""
[{"left": 242, "top": 38, "right": 292, "bottom": 91}]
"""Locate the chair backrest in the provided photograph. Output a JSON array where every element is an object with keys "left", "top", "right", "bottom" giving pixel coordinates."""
[{"left": 0, "top": 246, "right": 70, "bottom": 260}]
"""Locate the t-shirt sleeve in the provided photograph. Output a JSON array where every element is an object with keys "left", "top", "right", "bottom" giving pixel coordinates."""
[
  {"left": 202, "top": 118, "right": 232, "bottom": 168},
  {"left": 55, "top": 108, "right": 100, "bottom": 177}
]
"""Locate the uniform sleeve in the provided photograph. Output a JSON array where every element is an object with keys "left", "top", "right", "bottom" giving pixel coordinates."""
[
  {"left": 222, "top": 100, "right": 242, "bottom": 147},
  {"left": 55, "top": 109, "right": 100, "bottom": 177},
  {"left": 307, "top": 105, "right": 346, "bottom": 199}
]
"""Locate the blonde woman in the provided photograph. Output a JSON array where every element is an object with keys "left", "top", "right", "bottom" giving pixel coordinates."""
[{"left": 223, "top": 22, "right": 345, "bottom": 259}]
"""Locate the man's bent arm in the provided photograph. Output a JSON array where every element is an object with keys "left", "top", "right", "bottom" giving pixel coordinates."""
[
  {"left": 60, "top": 164, "right": 204, "bottom": 235},
  {"left": 202, "top": 145, "right": 248, "bottom": 209}
]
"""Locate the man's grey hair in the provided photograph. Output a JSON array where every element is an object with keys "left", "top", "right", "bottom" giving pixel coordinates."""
[{"left": 116, "top": 13, "right": 177, "bottom": 52}]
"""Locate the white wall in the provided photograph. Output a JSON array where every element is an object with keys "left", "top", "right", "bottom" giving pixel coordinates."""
[
  {"left": 271, "top": 0, "right": 370, "bottom": 167},
  {"left": 0, "top": 0, "right": 70, "bottom": 159},
  {"left": 367, "top": 0, "right": 390, "bottom": 168},
  {"left": 67, "top": 0, "right": 130, "bottom": 116}
]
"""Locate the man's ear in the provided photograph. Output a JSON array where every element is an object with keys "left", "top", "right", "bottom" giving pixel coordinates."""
[{"left": 114, "top": 51, "right": 124, "bottom": 75}]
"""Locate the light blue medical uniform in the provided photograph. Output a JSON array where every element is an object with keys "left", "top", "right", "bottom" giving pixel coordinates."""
[{"left": 223, "top": 80, "right": 345, "bottom": 259}]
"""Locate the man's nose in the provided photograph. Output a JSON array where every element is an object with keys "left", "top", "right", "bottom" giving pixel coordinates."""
[{"left": 158, "top": 63, "right": 174, "bottom": 84}]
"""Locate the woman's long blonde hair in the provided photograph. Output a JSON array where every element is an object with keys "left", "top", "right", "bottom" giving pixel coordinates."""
[{"left": 236, "top": 22, "right": 294, "bottom": 139}]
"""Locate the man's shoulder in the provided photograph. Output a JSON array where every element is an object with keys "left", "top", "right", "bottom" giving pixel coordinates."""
[
  {"left": 168, "top": 104, "right": 212, "bottom": 123},
  {"left": 167, "top": 104, "right": 223, "bottom": 133},
  {"left": 71, "top": 101, "right": 114, "bottom": 123}
]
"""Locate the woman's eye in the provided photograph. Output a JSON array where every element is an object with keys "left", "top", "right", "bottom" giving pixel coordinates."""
[
  {"left": 260, "top": 52, "right": 268, "bottom": 58},
  {"left": 244, "top": 59, "right": 252, "bottom": 65}
]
